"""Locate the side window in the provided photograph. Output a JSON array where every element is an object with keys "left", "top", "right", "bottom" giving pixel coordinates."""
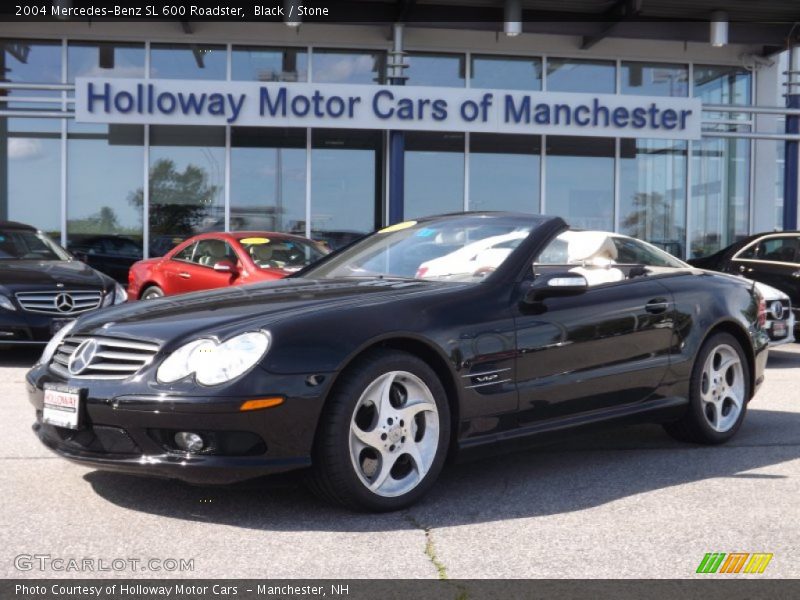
[
  {"left": 88, "top": 240, "right": 106, "bottom": 255},
  {"left": 737, "top": 243, "right": 757, "bottom": 260},
  {"left": 612, "top": 238, "right": 679, "bottom": 267},
  {"left": 612, "top": 239, "right": 640, "bottom": 263},
  {"left": 172, "top": 242, "right": 196, "bottom": 263},
  {"left": 194, "top": 239, "right": 237, "bottom": 267},
  {"left": 755, "top": 237, "right": 799, "bottom": 263},
  {"left": 534, "top": 237, "right": 568, "bottom": 265},
  {"left": 119, "top": 240, "right": 141, "bottom": 258}
]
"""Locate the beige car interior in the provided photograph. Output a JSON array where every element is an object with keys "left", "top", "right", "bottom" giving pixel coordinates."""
[
  {"left": 250, "top": 244, "right": 274, "bottom": 267},
  {"left": 197, "top": 239, "right": 233, "bottom": 267},
  {"left": 249, "top": 242, "right": 298, "bottom": 268},
  {"left": 561, "top": 231, "right": 626, "bottom": 286}
]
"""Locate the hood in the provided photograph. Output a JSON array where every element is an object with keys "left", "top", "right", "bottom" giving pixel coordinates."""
[
  {"left": 0, "top": 260, "right": 110, "bottom": 291},
  {"left": 72, "top": 277, "right": 462, "bottom": 345}
]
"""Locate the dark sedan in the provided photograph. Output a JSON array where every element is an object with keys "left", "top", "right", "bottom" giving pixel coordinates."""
[
  {"left": 67, "top": 235, "right": 143, "bottom": 284},
  {"left": 689, "top": 232, "right": 799, "bottom": 333},
  {"left": 26, "top": 213, "right": 769, "bottom": 511},
  {"left": 0, "top": 222, "right": 128, "bottom": 345}
]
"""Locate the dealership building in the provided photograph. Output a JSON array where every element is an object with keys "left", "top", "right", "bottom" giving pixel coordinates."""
[{"left": 2, "top": 1, "right": 800, "bottom": 260}]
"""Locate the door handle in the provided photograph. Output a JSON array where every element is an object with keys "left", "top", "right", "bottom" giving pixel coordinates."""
[
  {"left": 179, "top": 272, "right": 191, "bottom": 279},
  {"left": 645, "top": 298, "right": 670, "bottom": 314},
  {"left": 792, "top": 270, "right": 800, "bottom": 279},
  {"left": 738, "top": 264, "right": 751, "bottom": 274}
]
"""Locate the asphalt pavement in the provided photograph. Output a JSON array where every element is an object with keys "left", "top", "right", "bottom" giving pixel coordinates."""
[{"left": 1, "top": 344, "right": 798, "bottom": 579}]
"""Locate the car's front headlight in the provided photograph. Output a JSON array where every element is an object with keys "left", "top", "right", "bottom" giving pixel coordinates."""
[
  {"left": 103, "top": 282, "right": 129, "bottom": 307},
  {"left": 0, "top": 294, "right": 15, "bottom": 311},
  {"left": 113, "top": 282, "right": 128, "bottom": 305},
  {"left": 157, "top": 331, "right": 271, "bottom": 386},
  {"left": 37, "top": 320, "right": 77, "bottom": 366}
]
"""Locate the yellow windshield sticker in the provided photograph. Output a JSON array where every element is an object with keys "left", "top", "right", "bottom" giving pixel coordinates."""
[
  {"left": 240, "top": 237, "right": 270, "bottom": 244},
  {"left": 379, "top": 221, "right": 417, "bottom": 234}
]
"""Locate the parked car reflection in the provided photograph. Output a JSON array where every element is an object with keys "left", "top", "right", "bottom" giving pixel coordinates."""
[{"left": 68, "top": 235, "right": 143, "bottom": 284}]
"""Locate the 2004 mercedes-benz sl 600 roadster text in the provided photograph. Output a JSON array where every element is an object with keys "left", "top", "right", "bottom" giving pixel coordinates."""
[{"left": 27, "top": 213, "right": 769, "bottom": 511}]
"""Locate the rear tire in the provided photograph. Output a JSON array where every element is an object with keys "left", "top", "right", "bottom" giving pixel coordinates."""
[
  {"left": 308, "top": 349, "right": 450, "bottom": 511},
  {"left": 141, "top": 285, "right": 164, "bottom": 300},
  {"left": 663, "top": 332, "right": 750, "bottom": 444}
]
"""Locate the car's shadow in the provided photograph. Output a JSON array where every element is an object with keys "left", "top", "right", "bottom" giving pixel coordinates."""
[{"left": 84, "top": 406, "right": 800, "bottom": 530}]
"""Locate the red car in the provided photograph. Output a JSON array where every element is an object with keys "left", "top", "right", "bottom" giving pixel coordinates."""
[{"left": 128, "top": 231, "right": 328, "bottom": 300}]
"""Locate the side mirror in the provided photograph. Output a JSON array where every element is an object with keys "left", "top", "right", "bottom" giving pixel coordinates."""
[
  {"left": 213, "top": 259, "right": 237, "bottom": 274},
  {"left": 523, "top": 272, "right": 588, "bottom": 303}
]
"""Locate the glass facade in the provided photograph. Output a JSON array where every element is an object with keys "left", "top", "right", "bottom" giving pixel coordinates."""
[
  {"left": 546, "top": 137, "right": 615, "bottom": 230},
  {"left": 150, "top": 43, "right": 226, "bottom": 80},
  {"left": 546, "top": 58, "right": 616, "bottom": 93},
  {"left": 230, "top": 127, "right": 306, "bottom": 233},
  {"left": 232, "top": 46, "right": 307, "bottom": 82},
  {"left": 1, "top": 40, "right": 62, "bottom": 239},
  {"left": 2, "top": 118, "right": 61, "bottom": 237},
  {"left": 405, "top": 131, "right": 465, "bottom": 219},
  {"left": 0, "top": 40, "right": 769, "bottom": 262},
  {"left": 66, "top": 42, "right": 146, "bottom": 254},
  {"left": 690, "top": 65, "right": 752, "bottom": 258},
  {"left": 311, "top": 129, "right": 382, "bottom": 248},
  {"left": 148, "top": 126, "right": 225, "bottom": 254},
  {"left": 406, "top": 52, "right": 465, "bottom": 87},
  {"left": 67, "top": 123, "right": 145, "bottom": 252},
  {"left": 621, "top": 61, "right": 688, "bottom": 97},
  {"left": 620, "top": 139, "right": 687, "bottom": 257},
  {"left": 469, "top": 134, "right": 540, "bottom": 213},
  {"left": 471, "top": 55, "right": 542, "bottom": 91},
  {"left": 311, "top": 49, "right": 385, "bottom": 84}
]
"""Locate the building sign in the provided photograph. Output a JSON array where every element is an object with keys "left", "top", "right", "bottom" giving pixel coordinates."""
[{"left": 76, "top": 77, "right": 702, "bottom": 140}]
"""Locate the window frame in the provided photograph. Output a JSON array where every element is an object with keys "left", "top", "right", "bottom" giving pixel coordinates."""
[{"left": 732, "top": 234, "right": 800, "bottom": 266}]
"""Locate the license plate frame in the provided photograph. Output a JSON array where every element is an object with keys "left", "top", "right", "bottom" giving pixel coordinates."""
[
  {"left": 772, "top": 321, "right": 787, "bottom": 338},
  {"left": 42, "top": 384, "right": 83, "bottom": 430}
]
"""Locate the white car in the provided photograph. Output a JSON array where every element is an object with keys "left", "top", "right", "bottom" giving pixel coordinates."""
[{"left": 415, "top": 230, "right": 530, "bottom": 280}]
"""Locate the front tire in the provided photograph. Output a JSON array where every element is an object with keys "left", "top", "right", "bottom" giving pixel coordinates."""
[
  {"left": 309, "top": 349, "right": 450, "bottom": 511},
  {"left": 663, "top": 332, "right": 750, "bottom": 444},
  {"left": 141, "top": 285, "right": 164, "bottom": 300}
]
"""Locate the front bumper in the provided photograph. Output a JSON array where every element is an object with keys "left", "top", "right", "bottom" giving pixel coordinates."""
[
  {"left": 26, "top": 365, "right": 331, "bottom": 484},
  {"left": 765, "top": 311, "right": 796, "bottom": 347},
  {"left": 0, "top": 311, "right": 68, "bottom": 343}
]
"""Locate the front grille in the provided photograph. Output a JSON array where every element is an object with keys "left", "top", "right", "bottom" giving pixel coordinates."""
[
  {"left": 40, "top": 420, "right": 141, "bottom": 455},
  {"left": 768, "top": 299, "right": 791, "bottom": 320},
  {"left": 16, "top": 290, "right": 103, "bottom": 315},
  {"left": 50, "top": 335, "right": 160, "bottom": 380}
]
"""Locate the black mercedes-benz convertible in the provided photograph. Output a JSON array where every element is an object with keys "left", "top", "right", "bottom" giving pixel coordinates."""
[{"left": 26, "top": 213, "right": 769, "bottom": 511}]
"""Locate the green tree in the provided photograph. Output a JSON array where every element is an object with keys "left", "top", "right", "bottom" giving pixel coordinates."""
[
  {"left": 128, "top": 159, "right": 220, "bottom": 236},
  {"left": 97, "top": 206, "right": 119, "bottom": 231}
]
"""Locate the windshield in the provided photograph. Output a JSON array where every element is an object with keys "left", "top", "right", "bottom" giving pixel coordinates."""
[
  {"left": 0, "top": 229, "right": 71, "bottom": 261},
  {"left": 239, "top": 236, "right": 327, "bottom": 272},
  {"left": 302, "top": 215, "right": 537, "bottom": 283}
]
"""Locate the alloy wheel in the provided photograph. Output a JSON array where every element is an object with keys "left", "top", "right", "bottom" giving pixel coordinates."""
[
  {"left": 348, "top": 370, "right": 440, "bottom": 498},
  {"left": 699, "top": 343, "right": 745, "bottom": 433}
]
